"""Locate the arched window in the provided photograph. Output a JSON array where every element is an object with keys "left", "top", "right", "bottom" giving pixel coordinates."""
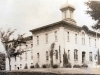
[
  {"left": 67, "top": 32, "right": 69, "bottom": 41},
  {"left": 75, "top": 34, "right": 77, "bottom": 44},
  {"left": 45, "top": 34, "right": 48, "bottom": 43},
  {"left": 82, "top": 32, "right": 85, "bottom": 45},
  {"left": 74, "top": 49, "right": 78, "bottom": 60},
  {"left": 55, "top": 31, "right": 57, "bottom": 41},
  {"left": 68, "top": 50, "right": 70, "bottom": 60},
  {"left": 46, "top": 51, "right": 49, "bottom": 61},
  {"left": 55, "top": 50, "right": 58, "bottom": 59},
  {"left": 89, "top": 52, "right": 92, "bottom": 62}
]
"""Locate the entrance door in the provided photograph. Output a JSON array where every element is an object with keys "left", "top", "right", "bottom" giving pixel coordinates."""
[{"left": 82, "top": 51, "right": 85, "bottom": 63}]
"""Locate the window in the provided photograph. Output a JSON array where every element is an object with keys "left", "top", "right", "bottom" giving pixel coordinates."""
[
  {"left": 31, "top": 44, "right": 33, "bottom": 48},
  {"left": 20, "top": 64, "right": 22, "bottom": 68},
  {"left": 55, "top": 31, "right": 57, "bottom": 41},
  {"left": 82, "top": 32, "right": 85, "bottom": 45},
  {"left": 25, "top": 52, "right": 27, "bottom": 61},
  {"left": 75, "top": 34, "right": 77, "bottom": 44},
  {"left": 26, "top": 45, "right": 28, "bottom": 48},
  {"left": 70, "top": 11, "right": 72, "bottom": 19},
  {"left": 37, "top": 36, "right": 39, "bottom": 45},
  {"left": 67, "top": 32, "right": 69, "bottom": 41},
  {"left": 89, "top": 38, "right": 91, "bottom": 46},
  {"left": 31, "top": 51, "right": 33, "bottom": 60},
  {"left": 45, "top": 34, "right": 48, "bottom": 43},
  {"left": 37, "top": 53, "right": 39, "bottom": 61},
  {"left": 20, "top": 55, "right": 22, "bottom": 61},
  {"left": 95, "top": 39, "right": 96, "bottom": 47},
  {"left": 15, "top": 65, "right": 16, "bottom": 70},
  {"left": 89, "top": 52, "right": 92, "bottom": 62},
  {"left": 55, "top": 50, "right": 58, "bottom": 59},
  {"left": 74, "top": 49, "right": 78, "bottom": 60},
  {"left": 46, "top": 51, "right": 49, "bottom": 61},
  {"left": 94, "top": 54, "right": 97, "bottom": 60},
  {"left": 64, "top": 11, "right": 66, "bottom": 19},
  {"left": 68, "top": 50, "right": 70, "bottom": 60}
]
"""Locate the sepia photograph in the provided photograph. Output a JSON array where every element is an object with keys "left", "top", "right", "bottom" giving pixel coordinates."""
[{"left": 0, "top": 0, "right": 100, "bottom": 75}]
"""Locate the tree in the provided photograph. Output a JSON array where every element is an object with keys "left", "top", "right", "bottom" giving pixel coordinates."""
[
  {"left": 63, "top": 49, "right": 68, "bottom": 67},
  {"left": 0, "top": 28, "right": 26, "bottom": 70},
  {"left": 0, "top": 52, "right": 5, "bottom": 70},
  {"left": 50, "top": 43, "right": 55, "bottom": 67},
  {"left": 85, "top": 1, "right": 100, "bottom": 29}
]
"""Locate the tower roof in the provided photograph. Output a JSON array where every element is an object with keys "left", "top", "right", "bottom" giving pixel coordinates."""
[{"left": 60, "top": 2, "right": 75, "bottom": 10}]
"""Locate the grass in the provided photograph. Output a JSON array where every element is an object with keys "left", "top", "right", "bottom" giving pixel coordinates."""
[{"left": 11, "top": 68, "right": 100, "bottom": 74}]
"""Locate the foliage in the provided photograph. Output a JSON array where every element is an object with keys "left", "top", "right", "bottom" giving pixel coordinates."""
[
  {"left": 65, "top": 63, "right": 72, "bottom": 68},
  {"left": 53, "top": 64, "right": 58, "bottom": 68},
  {"left": 35, "top": 63, "right": 40, "bottom": 68},
  {"left": 0, "top": 28, "right": 26, "bottom": 70},
  {"left": 0, "top": 53, "right": 5, "bottom": 70},
  {"left": 73, "top": 64, "right": 81, "bottom": 68},
  {"left": 30, "top": 65, "right": 34, "bottom": 69},
  {"left": 85, "top": 1, "right": 100, "bottom": 29},
  {"left": 81, "top": 64, "right": 88, "bottom": 68},
  {"left": 63, "top": 49, "right": 68, "bottom": 67},
  {"left": 42, "top": 64, "right": 49, "bottom": 68},
  {"left": 24, "top": 64, "right": 28, "bottom": 69}
]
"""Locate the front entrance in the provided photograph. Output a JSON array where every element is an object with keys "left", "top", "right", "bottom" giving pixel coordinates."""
[{"left": 82, "top": 51, "right": 86, "bottom": 63}]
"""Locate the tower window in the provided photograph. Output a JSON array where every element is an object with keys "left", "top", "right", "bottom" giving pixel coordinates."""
[
  {"left": 70, "top": 11, "right": 72, "bottom": 19},
  {"left": 64, "top": 11, "right": 66, "bottom": 19}
]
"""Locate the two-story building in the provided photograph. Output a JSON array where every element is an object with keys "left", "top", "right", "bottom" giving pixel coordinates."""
[{"left": 6, "top": 1, "right": 100, "bottom": 70}]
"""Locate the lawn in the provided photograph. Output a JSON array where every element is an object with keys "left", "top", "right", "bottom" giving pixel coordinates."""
[{"left": 11, "top": 68, "right": 100, "bottom": 74}]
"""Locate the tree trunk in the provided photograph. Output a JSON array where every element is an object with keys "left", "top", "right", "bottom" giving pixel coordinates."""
[{"left": 8, "top": 57, "right": 11, "bottom": 71}]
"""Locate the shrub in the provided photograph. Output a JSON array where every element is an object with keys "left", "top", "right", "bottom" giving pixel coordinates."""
[
  {"left": 73, "top": 65, "right": 81, "bottom": 68},
  {"left": 30, "top": 65, "right": 34, "bottom": 69},
  {"left": 42, "top": 64, "right": 49, "bottom": 68},
  {"left": 81, "top": 64, "right": 88, "bottom": 68},
  {"left": 42, "top": 64, "right": 47, "bottom": 68},
  {"left": 35, "top": 63, "right": 40, "bottom": 68},
  {"left": 53, "top": 64, "right": 58, "bottom": 68},
  {"left": 24, "top": 64, "right": 28, "bottom": 69},
  {"left": 65, "top": 63, "right": 72, "bottom": 68}
]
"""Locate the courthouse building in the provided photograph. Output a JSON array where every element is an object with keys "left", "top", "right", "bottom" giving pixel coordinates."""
[{"left": 6, "top": 1, "right": 100, "bottom": 70}]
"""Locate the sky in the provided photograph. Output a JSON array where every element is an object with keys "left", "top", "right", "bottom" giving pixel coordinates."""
[{"left": 0, "top": 0, "right": 97, "bottom": 53}]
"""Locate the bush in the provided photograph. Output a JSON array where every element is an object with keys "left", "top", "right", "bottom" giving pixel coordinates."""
[
  {"left": 24, "top": 64, "right": 28, "bottom": 69},
  {"left": 35, "top": 63, "right": 40, "bottom": 68},
  {"left": 65, "top": 63, "right": 72, "bottom": 68},
  {"left": 30, "top": 65, "right": 34, "bottom": 69},
  {"left": 42, "top": 64, "right": 49, "bottom": 68},
  {"left": 81, "top": 64, "right": 88, "bottom": 68},
  {"left": 53, "top": 64, "right": 58, "bottom": 68},
  {"left": 73, "top": 65, "right": 81, "bottom": 68}
]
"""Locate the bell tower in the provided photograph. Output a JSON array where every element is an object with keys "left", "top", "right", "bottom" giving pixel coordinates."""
[{"left": 60, "top": 0, "right": 76, "bottom": 25}]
